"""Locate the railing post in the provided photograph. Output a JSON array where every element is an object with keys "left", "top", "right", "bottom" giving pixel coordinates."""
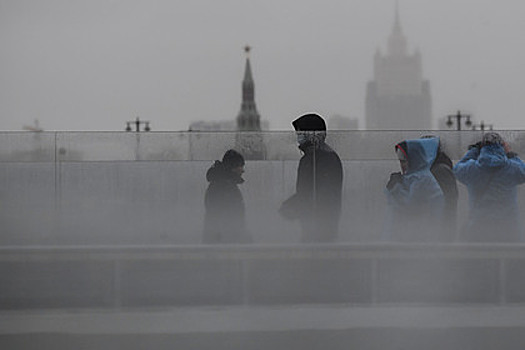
[
  {"left": 113, "top": 260, "right": 122, "bottom": 308},
  {"left": 54, "top": 132, "right": 62, "bottom": 239},
  {"left": 498, "top": 259, "right": 507, "bottom": 305},
  {"left": 371, "top": 258, "right": 379, "bottom": 305},
  {"left": 241, "top": 259, "right": 250, "bottom": 306}
]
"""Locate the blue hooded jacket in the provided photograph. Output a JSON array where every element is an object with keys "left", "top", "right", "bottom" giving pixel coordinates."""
[
  {"left": 384, "top": 138, "right": 444, "bottom": 242},
  {"left": 454, "top": 143, "right": 525, "bottom": 242}
]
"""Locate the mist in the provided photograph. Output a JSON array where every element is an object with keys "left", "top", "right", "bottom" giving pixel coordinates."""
[
  {"left": 3, "top": 0, "right": 525, "bottom": 348},
  {"left": 0, "top": 130, "right": 501, "bottom": 245},
  {"left": 2, "top": 131, "right": 525, "bottom": 349}
]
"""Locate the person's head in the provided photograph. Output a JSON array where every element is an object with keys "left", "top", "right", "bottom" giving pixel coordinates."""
[
  {"left": 222, "top": 149, "right": 245, "bottom": 176},
  {"left": 292, "top": 113, "right": 327, "bottom": 146},
  {"left": 395, "top": 138, "right": 439, "bottom": 174},
  {"left": 395, "top": 141, "right": 409, "bottom": 174},
  {"left": 482, "top": 132, "right": 504, "bottom": 147}
]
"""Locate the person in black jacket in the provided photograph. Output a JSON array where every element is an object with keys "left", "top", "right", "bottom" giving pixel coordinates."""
[
  {"left": 203, "top": 149, "right": 251, "bottom": 244},
  {"left": 422, "top": 135, "right": 459, "bottom": 241},
  {"left": 279, "top": 113, "right": 343, "bottom": 243}
]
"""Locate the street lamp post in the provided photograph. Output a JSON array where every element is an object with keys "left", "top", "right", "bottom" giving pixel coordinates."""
[
  {"left": 125, "top": 117, "right": 151, "bottom": 132},
  {"left": 125, "top": 117, "right": 151, "bottom": 161},
  {"left": 446, "top": 110, "right": 472, "bottom": 131}
]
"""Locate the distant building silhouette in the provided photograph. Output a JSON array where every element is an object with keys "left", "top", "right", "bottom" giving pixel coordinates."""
[
  {"left": 187, "top": 46, "right": 268, "bottom": 160},
  {"left": 189, "top": 120, "right": 269, "bottom": 132},
  {"left": 188, "top": 120, "right": 236, "bottom": 131},
  {"left": 236, "top": 45, "right": 262, "bottom": 132},
  {"left": 22, "top": 119, "right": 44, "bottom": 132},
  {"left": 235, "top": 46, "right": 266, "bottom": 159},
  {"left": 365, "top": 5, "right": 432, "bottom": 130},
  {"left": 327, "top": 115, "right": 359, "bottom": 130}
]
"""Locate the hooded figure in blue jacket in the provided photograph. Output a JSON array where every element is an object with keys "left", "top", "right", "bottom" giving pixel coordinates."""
[
  {"left": 454, "top": 132, "right": 525, "bottom": 242},
  {"left": 384, "top": 137, "right": 444, "bottom": 242}
]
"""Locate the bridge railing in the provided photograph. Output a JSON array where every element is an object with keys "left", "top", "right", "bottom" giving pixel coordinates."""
[
  {"left": 3, "top": 130, "right": 525, "bottom": 162},
  {"left": 1, "top": 130, "right": 525, "bottom": 245},
  {"left": 1, "top": 243, "right": 525, "bottom": 310}
]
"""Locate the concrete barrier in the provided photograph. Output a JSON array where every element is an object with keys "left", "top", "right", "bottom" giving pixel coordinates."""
[{"left": 1, "top": 244, "right": 525, "bottom": 310}]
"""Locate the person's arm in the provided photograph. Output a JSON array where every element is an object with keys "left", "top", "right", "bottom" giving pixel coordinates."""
[
  {"left": 318, "top": 152, "right": 343, "bottom": 197},
  {"left": 432, "top": 164, "right": 459, "bottom": 201},
  {"left": 453, "top": 147, "right": 480, "bottom": 184},
  {"left": 387, "top": 173, "right": 442, "bottom": 208},
  {"left": 386, "top": 174, "right": 411, "bottom": 206},
  {"left": 205, "top": 183, "right": 230, "bottom": 217},
  {"left": 507, "top": 154, "right": 525, "bottom": 184},
  {"left": 279, "top": 156, "right": 312, "bottom": 219}
]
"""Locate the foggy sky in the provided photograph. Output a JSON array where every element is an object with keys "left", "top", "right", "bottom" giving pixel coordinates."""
[{"left": 0, "top": 0, "right": 524, "bottom": 131}]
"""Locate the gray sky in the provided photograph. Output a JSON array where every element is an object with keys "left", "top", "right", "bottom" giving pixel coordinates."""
[{"left": 1, "top": 0, "right": 524, "bottom": 131}]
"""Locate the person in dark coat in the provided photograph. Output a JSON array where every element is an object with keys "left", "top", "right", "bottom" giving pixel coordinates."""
[
  {"left": 203, "top": 149, "right": 251, "bottom": 244},
  {"left": 454, "top": 132, "right": 525, "bottom": 242},
  {"left": 279, "top": 113, "right": 343, "bottom": 243},
  {"left": 422, "top": 135, "right": 459, "bottom": 241}
]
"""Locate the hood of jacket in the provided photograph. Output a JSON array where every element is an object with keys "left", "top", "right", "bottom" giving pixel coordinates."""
[
  {"left": 478, "top": 143, "right": 507, "bottom": 169},
  {"left": 397, "top": 138, "right": 439, "bottom": 174},
  {"left": 206, "top": 160, "right": 244, "bottom": 184}
]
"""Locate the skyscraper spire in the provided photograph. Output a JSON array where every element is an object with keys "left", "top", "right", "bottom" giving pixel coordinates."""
[
  {"left": 236, "top": 45, "right": 261, "bottom": 131},
  {"left": 388, "top": 0, "right": 408, "bottom": 56},
  {"left": 395, "top": 0, "right": 400, "bottom": 28}
]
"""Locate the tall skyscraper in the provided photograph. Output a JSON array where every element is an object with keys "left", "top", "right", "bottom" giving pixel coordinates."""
[{"left": 365, "top": 6, "right": 432, "bottom": 130}]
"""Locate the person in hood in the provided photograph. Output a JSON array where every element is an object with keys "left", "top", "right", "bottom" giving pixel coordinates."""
[
  {"left": 279, "top": 113, "right": 343, "bottom": 243},
  {"left": 384, "top": 137, "right": 444, "bottom": 242},
  {"left": 454, "top": 132, "right": 525, "bottom": 242},
  {"left": 203, "top": 149, "right": 251, "bottom": 243},
  {"left": 422, "top": 135, "right": 459, "bottom": 241}
]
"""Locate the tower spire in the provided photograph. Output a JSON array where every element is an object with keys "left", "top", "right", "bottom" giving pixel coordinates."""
[
  {"left": 388, "top": 0, "right": 407, "bottom": 56},
  {"left": 236, "top": 45, "right": 261, "bottom": 131},
  {"left": 235, "top": 45, "right": 266, "bottom": 160},
  {"left": 242, "top": 45, "right": 254, "bottom": 84},
  {"left": 395, "top": 0, "right": 400, "bottom": 28}
]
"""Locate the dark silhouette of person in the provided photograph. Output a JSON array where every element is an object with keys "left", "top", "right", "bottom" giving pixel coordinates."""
[
  {"left": 422, "top": 135, "right": 459, "bottom": 241},
  {"left": 203, "top": 149, "right": 251, "bottom": 244},
  {"left": 454, "top": 132, "right": 525, "bottom": 242},
  {"left": 279, "top": 113, "right": 343, "bottom": 243}
]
